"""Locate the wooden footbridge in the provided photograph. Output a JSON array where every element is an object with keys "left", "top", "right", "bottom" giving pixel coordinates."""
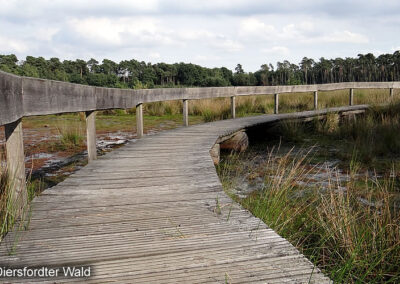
[{"left": 0, "top": 70, "right": 398, "bottom": 283}]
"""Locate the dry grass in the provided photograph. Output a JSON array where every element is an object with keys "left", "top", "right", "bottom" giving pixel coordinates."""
[{"left": 128, "top": 89, "right": 400, "bottom": 122}]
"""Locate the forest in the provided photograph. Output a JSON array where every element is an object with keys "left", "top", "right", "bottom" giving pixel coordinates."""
[{"left": 0, "top": 51, "right": 399, "bottom": 89}]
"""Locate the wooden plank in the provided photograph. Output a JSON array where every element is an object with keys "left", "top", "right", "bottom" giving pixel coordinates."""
[
  {"left": 4, "top": 119, "right": 27, "bottom": 214},
  {"left": 349, "top": 88, "right": 354, "bottom": 106},
  {"left": 183, "top": 99, "right": 189, "bottom": 126},
  {"left": 274, "top": 93, "right": 279, "bottom": 114},
  {"left": 85, "top": 111, "right": 97, "bottom": 161},
  {"left": 314, "top": 91, "right": 318, "bottom": 109},
  {"left": 0, "top": 71, "right": 23, "bottom": 125},
  {"left": 231, "top": 96, "right": 236, "bottom": 118},
  {"left": 136, "top": 103, "right": 143, "bottom": 138}
]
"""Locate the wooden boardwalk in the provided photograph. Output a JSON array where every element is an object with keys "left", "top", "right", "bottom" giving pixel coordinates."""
[{"left": 0, "top": 107, "right": 366, "bottom": 283}]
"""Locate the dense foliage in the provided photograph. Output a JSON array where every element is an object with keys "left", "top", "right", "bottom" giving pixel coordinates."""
[{"left": 0, "top": 52, "right": 399, "bottom": 88}]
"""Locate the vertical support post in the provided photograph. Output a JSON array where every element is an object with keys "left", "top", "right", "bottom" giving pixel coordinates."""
[
  {"left": 183, "top": 99, "right": 189, "bottom": 126},
  {"left": 136, "top": 103, "right": 143, "bottom": 138},
  {"left": 390, "top": 88, "right": 394, "bottom": 98},
  {"left": 274, "top": 93, "right": 279, "bottom": 114},
  {"left": 349, "top": 88, "right": 354, "bottom": 106},
  {"left": 85, "top": 111, "right": 97, "bottom": 162},
  {"left": 5, "top": 119, "right": 27, "bottom": 213},
  {"left": 231, "top": 96, "right": 236, "bottom": 119},
  {"left": 314, "top": 91, "right": 318, "bottom": 110}
]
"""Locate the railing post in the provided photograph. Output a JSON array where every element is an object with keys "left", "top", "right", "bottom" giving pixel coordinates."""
[
  {"left": 390, "top": 88, "right": 394, "bottom": 98},
  {"left": 183, "top": 99, "right": 189, "bottom": 126},
  {"left": 231, "top": 96, "right": 236, "bottom": 118},
  {"left": 5, "top": 119, "right": 27, "bottom": 213},
  {"left": 274, "top": 93, "right": 279, "bottom": 114},
  {"left": 136, "top": 103, "right": 143, "bottom": 138},
  {"left": 314, "top": 91, "right": 318, "bottom": 110},
  {"left": 85, "top": 111, "right": 97, "bottom": 162},
  {"left": 349, "top": 88, "right": 354, "bottom": 106}
]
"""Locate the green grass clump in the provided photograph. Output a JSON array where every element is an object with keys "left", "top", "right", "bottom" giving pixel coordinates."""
[
  {"left": 0, "top": 157, "right": 35, "bottom": 242},
  {"left": 0, "top": 162, "right": 12, "bottom": 240},
  {"left": 61, "top": 132, "right": 84, "bottom": 147},
  {"left": 53, "top": 125, "right": 85, "bottom": 151}
]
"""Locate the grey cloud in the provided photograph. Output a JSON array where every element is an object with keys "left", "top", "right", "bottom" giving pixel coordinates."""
[{"left": 2, "top": 0, "right": 400, "bottom": 20}]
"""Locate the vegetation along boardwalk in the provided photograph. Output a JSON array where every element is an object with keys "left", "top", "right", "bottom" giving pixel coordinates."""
[{"left": 1, "top": 70, "right": 398, "bottom": 282}]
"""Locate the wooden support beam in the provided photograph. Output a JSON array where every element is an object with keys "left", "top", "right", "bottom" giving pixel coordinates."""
[
  {"left": 5, "top": 119, "right": 27, "bottom": 213},
  {"left": 231, "top": 96, "right": 236, "bottom": 119},
  {"left": 349, "top": 88, "right": 354, "bottom": 106},
  {"left": 390, "top": 88, "right": 394, "bottom": 98},
  {"left": 274, "top": 93, "right": 279, "bottom": 114},
  {"left": 314, "top": 91, "right": 318, "bottom": 110},
  {"left": 136, "top": 103, "right": 143, "bottom": 138},
  {"left": 85, "top": 111, "right": 97, "bottom": 162},
  {"left": 183, "top": 99, "right": 189, "bottom": 126}
]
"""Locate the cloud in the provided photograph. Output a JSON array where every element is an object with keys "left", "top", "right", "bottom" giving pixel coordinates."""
[
  {"left": 149, "top": 52, "right": 161, "bottom": 59},
  {"left": 194, "top": 55, "right": 221, "bottom": 62},
  {"left": 322, "top": 31, "right": 369, "bottom": 44},
  {"left": 238, "top": 18, "right": 275, "bottom": 37},
  {"left": 211, "top": 39, "right": 243, "bottom": 52},
  {"left": 66, "top": 17, "right": 181, "bottom": 48},
  {"left": 0, "top": 35, "right": 28, "bottom": 53},
  {"left": 392, "top": 47, "right": 400, "bottom": 52},
  {"left": 261, "top": 46, "right": 290, "bottom": 56}
]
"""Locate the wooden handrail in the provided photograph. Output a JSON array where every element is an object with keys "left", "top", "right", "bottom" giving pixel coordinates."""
[{"left": 1, "top": 70, "right": 399, "bottom": 126}]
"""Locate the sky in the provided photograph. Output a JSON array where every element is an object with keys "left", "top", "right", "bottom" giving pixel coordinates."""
[{"left": 0, "top": 0, "right": 399, "bottom": 72}]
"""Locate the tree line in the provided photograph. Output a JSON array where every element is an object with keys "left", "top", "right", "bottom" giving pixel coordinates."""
[{"left": 0, "top": 52, "right": 399, "bottom": 89}]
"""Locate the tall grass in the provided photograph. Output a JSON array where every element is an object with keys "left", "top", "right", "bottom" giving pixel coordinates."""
[
  {"left": 0, "top": 157, "right": 12, "bottom": 239},
  {"left": 0, "top": 155, "right": 34, "bottom": 242},
  {"left": 277, "top": 102, "right": 400, "bottom": 167},
  {"left": 101, "top": 89, "right": 399, "bottom": 122},
  {"left": 53, "top": 124, "right": 85, "bottom": 151},
  {"left": 217, "top": 149, "right": 400, "bottom": 283}
]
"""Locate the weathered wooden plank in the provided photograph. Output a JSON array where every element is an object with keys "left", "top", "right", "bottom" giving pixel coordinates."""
[
  {"left": 136, "top": 103, "right": 143, "bottom": 138},
  {"left": 21, "top": 75, "right": 96, "bottom": 118},
  {"left": 274, "top": 93, "right": 279, "bottom": 114},
  {"left": 231, "top": 96, "right": 236, "bottom": 118},
  {"left": 183, "top": 99, "right": 189, "bottom": 126},
  {"left": 85, "top": 110, "right": 97, "bottom": 161},
  {"left": 314, "top": 91, "right": 318, "bottom": 109},
  {"left": 0, "top": 71, "right": 23, "bottom": 125},
  {"left": 350, "top": 88, "right": 354, "bottom": 106},
  {"left": 0, "top": 230, "right": 283, "bottom": 264},
  {"left": 4, "top": 119, "right": 27, "bottom": 214}
]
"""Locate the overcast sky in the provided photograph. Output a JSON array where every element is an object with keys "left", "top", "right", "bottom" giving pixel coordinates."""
[{"left": 1, "top": 0, "right": 399, "bottom": 72}]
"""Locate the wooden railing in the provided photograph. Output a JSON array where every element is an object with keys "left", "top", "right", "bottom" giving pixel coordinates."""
[{"left": 0, "top": 70, "right": 399, "bottom": 211}]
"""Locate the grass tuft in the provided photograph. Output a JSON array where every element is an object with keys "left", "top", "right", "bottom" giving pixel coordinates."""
[
  {"left": 0, "top": 155, "right": 34, "bottom": 242},
  {"left": 51, "top": 124, "right": 85, "bottom": 151}
]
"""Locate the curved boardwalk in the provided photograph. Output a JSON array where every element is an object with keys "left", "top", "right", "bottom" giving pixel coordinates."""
[{"left": 0, "top": 107, "right": 366, "bottom": 283}]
